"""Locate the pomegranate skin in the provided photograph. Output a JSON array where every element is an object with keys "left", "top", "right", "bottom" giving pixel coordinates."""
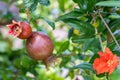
[
  {"left": 18, "top": 22, "right": 32, "bottom": 39},
  {"left": 7, "top": 21, "right": 32, "bottom": 39},
  {"left": 26, "top": 32, "right": 54, "bottom": 60}
]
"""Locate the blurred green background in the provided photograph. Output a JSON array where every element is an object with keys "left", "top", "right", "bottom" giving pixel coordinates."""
[{"left": 0, "top": 0, "right": 120, "bottom": 80}]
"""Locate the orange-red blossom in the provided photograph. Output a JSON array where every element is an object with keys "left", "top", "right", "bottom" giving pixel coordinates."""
[{"left": 93, "top": 48, "right": 119, "bottom": 75}]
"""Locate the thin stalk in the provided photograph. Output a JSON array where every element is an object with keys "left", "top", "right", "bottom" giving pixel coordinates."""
[
  {"left": 56, "top": 53, "right": 76, "bottom": 58},
  {"left": 98, "top": 11, "right": 120, "bottom": 50},
  {"left": 106, "top": 73, "right": 110, "bottom": 80},
  {"left": 95, "top": 28, "right": 104, "bottom": 51},
  {"left": 26, "top": 8, "right": 30, "bottom": 23},
  {"left": 98, "top": 34, "right": 104, "bottom": 51}
]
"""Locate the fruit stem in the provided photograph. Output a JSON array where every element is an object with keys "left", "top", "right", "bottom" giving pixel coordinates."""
[{"left": 43, "top": 54, "right": 56, "bottom": 70}]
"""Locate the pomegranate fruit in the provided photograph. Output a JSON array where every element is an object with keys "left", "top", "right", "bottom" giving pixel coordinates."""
[
  {"left": 26, "top": 32, "right": 54, "bottom": 68},
  {"left": 7, "top": 21, "right": 55, "bottom": 69},
  {"left": 26, "top": 32, "right": 54, "bottom": 60},
  {"left": 7, "top": 20, "right": 32, "bottom": 39}
]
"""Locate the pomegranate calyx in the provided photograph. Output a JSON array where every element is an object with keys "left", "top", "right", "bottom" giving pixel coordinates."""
[{"left": 7, "top": 20, "right": 22, "bottom": 37}]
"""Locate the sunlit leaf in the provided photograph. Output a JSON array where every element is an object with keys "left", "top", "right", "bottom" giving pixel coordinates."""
[
  {"left": 58, "top": 0, "right": 65, "bottom": 12},
  {"left": 109, "top": 14, "right": 120, "bottom": 19},
  {"left": 59, "top": 41, "right": 69, "bottom": 52},
  {"left": 96, "top": 1, "right": 120, "bottom": 7},
  {"left": 110, "top": 65, "right": 120, "bottom": 80},
  {"left": 44, "top": 18, "right": 55, "bottom": 29}
]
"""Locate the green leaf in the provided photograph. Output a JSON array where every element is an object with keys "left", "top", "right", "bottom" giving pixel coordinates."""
[
  {"left": 83, "top": 38, "right": 97, "bottom": 51},
  {"left": 44, "top": 18, "right": 55, "bottom": 29},
  {"left": 56, "top": 10, "right": 82, "bottom": 21},
  {"left": 0, "top": 41, "right": 9, "bottom": 52},
  {"left": 97, "top": 20, "right": 106, "bottom": 33},
  {"left": 60, "top": 57, "right": 71, "bottom": 67},
  {"left": 58, "top": 0, "right": 65, "bottom": 12},
  {"left": 59, "top": 41, "right": 69, "bottom": 52},
  {"left": 109, "top": 19, "right": 120, "bottom": 32},
  {"left": 71, "top": 35, "right": 95, "bottom": 43},
  {"left": 62, "top": 19, "right": 95, "bottom": 35},
  {"left": 110, "top": 65, "right": 120, "bottom": 80},
  {"left": 87, "top": 0, "right": 96, "bottom": 12},
  {"left": 31, "top": 16, "right": 55, "bottom": 29},
  {"left": 23, "top": 0, "right": 38, "bottom": 11},
  {"left": 73, "top": 0, "right": 96, "bottom": 12},
  {"left": 68, "top": 28, "right": 74, "bottom": 39},
  {"left": 72, "top": 62, "right": 94, "bottom": 71},
  {"left": 72, "top": 37, "right": 100, "bottom": 51},
  {"left": 21, "top": 55, "right": 31, "bottom": 68},
  {"left": 38, "top": 0, "right": 50, "bottom": 6},
  {"left": 89, "top": 53, "right": 99, "bottom": 64},
  {"left": 109, "top": 14, "right": 120, "bottom": 19},
  {"left": 73, "top": 0, "right": 87, "bottom": 11},
  {"left": 83, "top": 75, "right": 93, "bottom": 80},
  {"left": 13, "top": 58, "right": 21, "bottom": 68},
  {"left": 96, "top": 1, "right": 120, "bottom": 7}
]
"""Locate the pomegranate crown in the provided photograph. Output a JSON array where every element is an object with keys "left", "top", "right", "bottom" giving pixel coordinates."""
[
  {"left": 7, "top": 20, "right": 32, "bottom": 39},
  {"left": 7, "top": 20, "right": 22, "bottom": 37}
]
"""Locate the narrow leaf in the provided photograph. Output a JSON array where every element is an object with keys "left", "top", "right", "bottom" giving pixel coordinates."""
[
  {"left": 56, "top": 10, "right": 82, "bottom": 21},
  {"left": 58, "top": 0, "right": 65, "bottom": 12},
  {"left": 96, "top": 1, "right": 120, "bottom": 7},
  {"left": 68, "top": 28, "right": 74, "bottom": 39},
  {"left": 23, "top": 0, "right": 38, "bottom": 11},
  {"left": 38, "top": 0, "right": 50, "bottom": 6},
  {"left": 62, "top": 19, "right": 95, "bottom": 35},
  {"left": 44, "top": 18, "right": 55, "bottom": 29},
  {"left": 73, "top": 0, "right": 88, "bottom": 12},
  {"left": 72, "top": 62, "right": 94, "bottom": 71},
  {"left": 59, "top": 41, "right": 69, "bottom": 52}
]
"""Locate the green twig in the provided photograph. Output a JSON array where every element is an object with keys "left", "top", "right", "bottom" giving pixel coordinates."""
[
  {"left": 26, "top": 8, "right": 30, "bottom": 23},
  {"left": 98, "top": 34, "right": 104, "bottom": 51},
  {"left": 56, "top": 53, "right": 76, "bottom": 58},
  {"left": 98, "top": 11, "right": 120, "bottom": 50},
  {"left": 106, "top": 73, "right": 110, "bottom": 80},
  {"left": 95, "top": 28, "right": 104, "bottom": 51}
]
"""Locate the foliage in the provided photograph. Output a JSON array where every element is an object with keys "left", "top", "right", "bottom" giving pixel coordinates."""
[{"left": 0, "top": 0, "right": 120, "bottom": 80}]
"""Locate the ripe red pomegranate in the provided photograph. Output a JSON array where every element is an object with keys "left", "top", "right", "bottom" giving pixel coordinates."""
[
  {"left": 26, "top": 32, "right": 54, "bottom": 60},
  {"left": 26, "top": 32, "right": 54, "bottom": 68},
  {"left": 7, "top": 21, "right": 54, "bottom": 69},
  {"left": 7, "top": 20, "right": 32, "bottom": 39}
]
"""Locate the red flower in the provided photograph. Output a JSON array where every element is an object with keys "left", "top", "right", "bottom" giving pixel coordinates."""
[
  {"left": 93, "top": 48, "right": 119, "bottom": 75},
  {"left": 7, "top": 20, "right": 32, "bottom": 39}
]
